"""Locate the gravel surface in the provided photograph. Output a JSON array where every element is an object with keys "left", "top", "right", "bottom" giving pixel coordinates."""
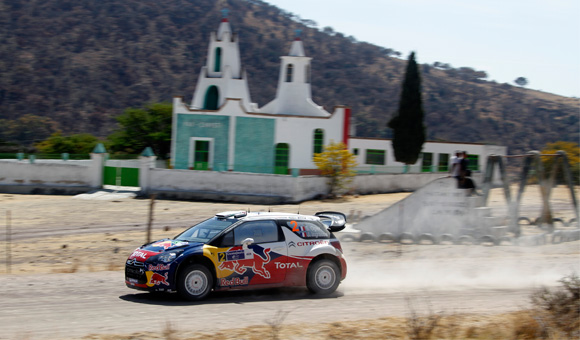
[{"left": 0, "top": 185, "right": 578, "bottom": 339}]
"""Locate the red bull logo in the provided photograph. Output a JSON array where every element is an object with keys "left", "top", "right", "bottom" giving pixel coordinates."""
[
  {"left": 146, "top": 271, "right": 169, "bottom": 287},
  {"left": 218, "top": 248, "right": 272, "bottom": 279},
  {"left": 220, "top": 276, "right": 249, "bottom": 287}
]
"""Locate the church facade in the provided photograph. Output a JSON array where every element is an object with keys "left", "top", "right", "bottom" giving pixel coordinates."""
[{"left": 171, "top": 14, "right": 505, "bottom": 175}]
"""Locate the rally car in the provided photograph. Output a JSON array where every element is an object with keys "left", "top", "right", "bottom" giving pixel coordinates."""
[{"left": 125, "top": 211, "right": 348, "bottom": 300}]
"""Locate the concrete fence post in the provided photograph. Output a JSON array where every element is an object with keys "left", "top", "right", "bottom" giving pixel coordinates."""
[
  {"left": 90, "top": 153, "right": 106, "bottom": 189},
  {"left": 139, "top": 147, "right": 157, "bottom": 195}
]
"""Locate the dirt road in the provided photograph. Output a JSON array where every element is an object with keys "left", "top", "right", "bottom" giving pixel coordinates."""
[{"left": 0, "top": 185, "right": 578, "bottom": 339}]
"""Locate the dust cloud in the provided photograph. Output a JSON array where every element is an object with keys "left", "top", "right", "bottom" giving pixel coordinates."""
[{"left": 340, "top": 242, "right": 580, "bottom": 294}]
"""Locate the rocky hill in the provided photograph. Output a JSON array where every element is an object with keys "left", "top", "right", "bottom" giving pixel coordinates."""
[{"left": 0, "top": 0, "right": 578, "bottom": 155}]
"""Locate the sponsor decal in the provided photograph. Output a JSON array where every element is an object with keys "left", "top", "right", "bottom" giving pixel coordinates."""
[
  {"left": 219, "top": 276, "right": 249, "bottom": 287},
  {"left": 148, "top": 264, "right": 170, "bottom": 271},
  {"left": 288, "top": 241, "right": 296, "bottom": 248},
  {"left": 152, "top": 240, "right": 189, "bottom": 249},
  {"left": 129, "top": 249, "right": 159, "bottom": 261},
  {"left": 218, "top": 249, "right": 253, "bottom": 262},
  {"left": 289, "top": 221, "right": 308, "bottom": 237},
  {"left": 275, "top": 262, "right": 303, "bottom": 269},
  {"left": 297, "top": 240, "right": 329, "bottom": 247},
  {"left": 146, "top": 271, "right": 169, "bottom": 287},
  {"left": 218, "top": 248, "right": 272, "bottom": 279},
  {"left": 126, "top": 259, "right": 145, "bottom": 267}
]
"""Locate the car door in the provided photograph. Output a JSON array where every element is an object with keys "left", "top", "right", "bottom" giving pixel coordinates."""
[{"left": 216, "top": 220, "right": 287, "bottom": 286}]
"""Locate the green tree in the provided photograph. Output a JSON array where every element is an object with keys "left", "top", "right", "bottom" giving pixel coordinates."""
[
  {"left": 313, "top": 141, "right": 358, "bottom": 197},
  {"left": 514, "top": 77, "right": 528, "bottom": 87},
  {"left": 0, "top": 115, "right": 58, "bottom": 146},
  {"left": 388, "top": 52, "right": 426, "bottom": 166},
  {"left": 541, "top": 141, "right": 579, "bottom": 185},
  {"left": 108, "top": 102, "right": 172, "bottom": 158},
  {"left": 35, "top": 132, "right": 100, "bottom": 155}
]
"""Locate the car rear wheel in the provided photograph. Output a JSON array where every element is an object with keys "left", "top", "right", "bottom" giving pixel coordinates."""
[
  {"left": 307, "top": 259, "right": 340, "bottom": 295},
  {"left": 178, "top": 264, "right": 213, "bottom": 301}
]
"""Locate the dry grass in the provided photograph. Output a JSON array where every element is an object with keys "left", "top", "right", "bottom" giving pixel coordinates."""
[{"left": 77, "top": 310, "right": 579, "bottom": 340}]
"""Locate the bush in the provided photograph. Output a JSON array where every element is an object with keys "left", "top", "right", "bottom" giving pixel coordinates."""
[{"left": 530, "top": 273, "right": 580, "bottom": 338}]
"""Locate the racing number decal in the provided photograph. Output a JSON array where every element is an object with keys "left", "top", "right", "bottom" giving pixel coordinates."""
[
  {"left": 218, "top": 252, "right": 226, "bottom": 262},
  {"left": 290, "top": 220, "right": 299, "bottom": 232}
]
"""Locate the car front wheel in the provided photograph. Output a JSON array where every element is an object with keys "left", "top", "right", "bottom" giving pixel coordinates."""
[
  {"left": 178, "top": 264, "right": 213, "bottom": 301},
  {"left": 307, "top": 259, "right": 340, "bottom": 295}
]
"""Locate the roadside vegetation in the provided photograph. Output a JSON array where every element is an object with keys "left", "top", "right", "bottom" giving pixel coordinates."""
[
  {"left": 313, "top": 141, "right": 357, "bottom": 197},
  {"left": 80, "top": 273, "right": 579, "bottom": 340}
]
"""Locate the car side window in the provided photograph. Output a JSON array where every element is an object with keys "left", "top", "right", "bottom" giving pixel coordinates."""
[
  {"left": 234, "top": 221, "right": 279, "bottom": 245},
  {"left": 283, "top": 220, "right": 330, "bottom": 239},
  {"left": 219, "top": 230, "right": 234, "bottom": 247}
]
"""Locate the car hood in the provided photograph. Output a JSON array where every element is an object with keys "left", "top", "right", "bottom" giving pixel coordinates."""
[{"left": 128, "top": 239, "right": 204, "bottom": 262}]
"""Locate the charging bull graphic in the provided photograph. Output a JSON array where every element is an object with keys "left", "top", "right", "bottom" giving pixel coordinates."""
[
  {"left": 146, "top": 271, "right": 169, "bottom": 287},
  {"left": 218, "top": 247, "right": 272, "bottom": 279}
]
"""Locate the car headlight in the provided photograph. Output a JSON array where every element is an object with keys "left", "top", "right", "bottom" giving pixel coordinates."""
[{"left": 157, "top": 251, "right": 180, "bottom": 263}]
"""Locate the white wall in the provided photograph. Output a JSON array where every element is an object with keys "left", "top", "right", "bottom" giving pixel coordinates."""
[
  {"left": 143, "top": 167, "right": 455, "bottom": 204},
  {"left": 0, "top": 160, "right": 95, "bottom": 194},
  {"left": 274, "top": 107, "right": 346, "bottom": 169},
  {"left": 349, "top": 138, "right": 508, "bottom": 172}
]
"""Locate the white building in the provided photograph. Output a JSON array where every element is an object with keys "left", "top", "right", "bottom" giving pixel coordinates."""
[{"left": 171, "top": 14, "right": 506, "bottom": 175}]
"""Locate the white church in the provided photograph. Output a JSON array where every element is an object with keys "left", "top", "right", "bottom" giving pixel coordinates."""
[{"left": 171, "top": 13, "right": 506, "bottom": 175}]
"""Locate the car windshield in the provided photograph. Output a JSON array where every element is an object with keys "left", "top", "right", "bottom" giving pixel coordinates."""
[{"left": 174, "top": 217, "right": 236, "bottom": 243}]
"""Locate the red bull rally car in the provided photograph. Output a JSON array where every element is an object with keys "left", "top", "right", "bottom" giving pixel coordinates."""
[{"left": 125, "top": 211, "right": 348, "bottom": 300}]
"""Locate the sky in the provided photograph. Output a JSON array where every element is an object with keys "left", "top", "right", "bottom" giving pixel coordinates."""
[{"left": 264, "top": 0, "right": 580, "bottom": 98}]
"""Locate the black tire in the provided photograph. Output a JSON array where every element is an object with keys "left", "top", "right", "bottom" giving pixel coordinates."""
[
  {"left": 359, "top": 232, "right": 376, "bottom": 243},
  {"left": 177, "top": 264, "right": 213, "bottom": 301},
  {"left": 398, "top": 232, "right": 415, "bottom": 244},
  {"left": 439, "top": 234, "right": 455, "bottom": 244},
  {"left": 457, "top": 235, "right": 476, "bottom": 245},
  {"left": 418, "top": 233, "right": 437, "bottom": 245},
  {"left": 340, "top": 234, "right": 356, "bottom": 242},
  {"left": 478, "top": 235, "right": 497, "bottom": 246},
  {"left": 378, "top": 233, "right": 396, "bottom": 243},
  {"left": 307, "top": 259, "right": 340, "bottom": 295}
]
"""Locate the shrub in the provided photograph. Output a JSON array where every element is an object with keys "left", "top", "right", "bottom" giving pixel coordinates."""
[{"left": 530, "top": 273, "right": 580, "bottom": 338}]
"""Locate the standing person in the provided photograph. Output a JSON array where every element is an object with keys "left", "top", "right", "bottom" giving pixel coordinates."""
[
  {"left": 459, "top": 151, "right": 470, "bottom": 179},
  {"left": 459, "top": 151, "right": 481, "bottom": 195},
  {"left": 450, "top": 151, "right": 462, "bottom": 179}
]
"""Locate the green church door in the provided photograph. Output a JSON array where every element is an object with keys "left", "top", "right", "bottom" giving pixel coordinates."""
[
  {"left": 193, "top": 140, "right": 210, "bottom": 170},
  {"left": 203, "top": 86, "right": 219, "bottom": 110},
  {"left": 274, "top": 143, "right": 289, "bottom": 175}
]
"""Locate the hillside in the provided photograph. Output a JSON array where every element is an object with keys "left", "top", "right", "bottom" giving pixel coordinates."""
[{"left": 0, "top": 0, "right": 578, "bottom": 155}]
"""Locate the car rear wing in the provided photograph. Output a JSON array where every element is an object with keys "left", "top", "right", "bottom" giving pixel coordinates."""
[{"left": 315, "top": 211, "right": 347, "bottom": 232}]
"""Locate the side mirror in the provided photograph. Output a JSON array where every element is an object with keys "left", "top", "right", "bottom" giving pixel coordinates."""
[
  {"left": 315, "top": 211, "right": 347, "bottom": 232},
  {"left": 241, "top": 237, "right": 254, "bottom": 249}
]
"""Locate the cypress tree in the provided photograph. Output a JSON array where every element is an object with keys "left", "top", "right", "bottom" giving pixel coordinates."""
[{"left": 388, "top": 52, "right": 426, "bottom": 165}]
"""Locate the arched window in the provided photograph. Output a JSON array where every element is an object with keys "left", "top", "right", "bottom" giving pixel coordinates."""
[
  {"left": 203, "top": 86, "right": 219, "bottom": 110},
  {"left": 274, "top": 143, "right": 290, "bottom": 174},
  {"left": 214, "top": 47, "right": 222, "bottom": 72},
  {"left": 285, "top": 64, "right": 293, "bottom": 82},
  {"left": 313, "top": 129, "right": 324, "bottom": 155},
  {"left": 305, "top": 65, "right": 310, "bottom": 83}
]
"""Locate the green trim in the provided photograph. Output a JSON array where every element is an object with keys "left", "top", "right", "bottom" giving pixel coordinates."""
[
  {"left": 313, "top": 129, "right": 324, "bottom": 155},
  {"left": 214, "top": 47, "right": 222, "bottom": 72},
  {"left": 204, "top": 86, "right": 219, "bottom": 110},
  {"left": 365, "top": 149, "right": 385, "bottom": 165},
  {"left": 421, "top": 152, "right": 433, "bottom": 172},
  {"left": 285, "top": 64, "right": 293, "bottom": 82},
  {"left": 92, "top": 143, "right": 106, "bottom": 154},
  {"left": 275, "top": 143, "right": 289, "bottom": 174}
]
